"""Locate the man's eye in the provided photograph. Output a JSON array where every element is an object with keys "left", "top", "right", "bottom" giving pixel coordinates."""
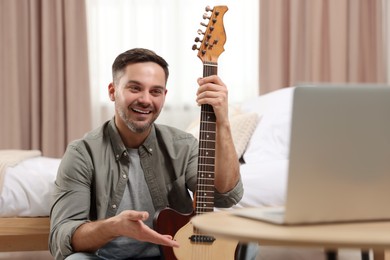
[
  {"left": 129, "top": 86, "right": 140, "bottom": 92},
  {"left": 151, "top": 89, "right": 163, "bottom": 95}
]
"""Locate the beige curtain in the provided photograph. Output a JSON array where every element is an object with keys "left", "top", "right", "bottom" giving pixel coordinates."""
[
  {"left": 260, "top": 0, "right": 386, "bottom": 94},
  {"left": 0, "top": 0, "right": 91, "bottom": 158}
]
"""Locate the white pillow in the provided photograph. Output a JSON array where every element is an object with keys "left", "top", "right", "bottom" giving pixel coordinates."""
[
  {"left": 240, "top": 87, "right": 295, "bottom": 164},
  {"left": 186, "top": 107, "right": 259, "bottom": 159}
]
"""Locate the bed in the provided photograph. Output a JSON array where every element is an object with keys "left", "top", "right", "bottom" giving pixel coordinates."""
[{"left": 0, "top": 87, "right": 367, "bottom": 259}]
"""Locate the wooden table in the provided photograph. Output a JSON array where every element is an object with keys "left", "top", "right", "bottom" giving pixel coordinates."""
[
  {"left": 0, "top": 217, "right": 50, "bottom": 252},
  {"left": 191, "top": 209, "right": 390, "bottom": 260}
]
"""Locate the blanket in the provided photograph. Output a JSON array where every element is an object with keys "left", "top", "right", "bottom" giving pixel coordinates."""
[{"left": 0, "top": 150, "right": 42, "bottom": 193}]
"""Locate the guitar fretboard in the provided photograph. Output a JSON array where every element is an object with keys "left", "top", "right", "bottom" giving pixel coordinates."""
[{"left": 195, "top": 62, "right": 218, "bottom": 215}]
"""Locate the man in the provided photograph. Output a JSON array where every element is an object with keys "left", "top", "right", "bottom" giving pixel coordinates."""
[{"left": 49, "top": 48, "right": 243, "bottom": 260}]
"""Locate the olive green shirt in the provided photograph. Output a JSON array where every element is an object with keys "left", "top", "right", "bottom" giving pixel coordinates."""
[{"left": 49, "top": 118, "right": 243, "bottom": 259}]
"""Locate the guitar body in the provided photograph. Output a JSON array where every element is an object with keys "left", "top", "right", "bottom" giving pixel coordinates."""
[
  {"left": 154, "top": 207, "right": 239, "bottom": 260},
  {"left": 154, "top": 5, "right": 241, "bottom": 260},
  {"left": 153, "top": 207, "right": 194, "bottom": 260}
]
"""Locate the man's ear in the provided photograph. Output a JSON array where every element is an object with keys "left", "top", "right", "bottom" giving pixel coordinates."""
[{"left": 108, "top": 83, "right": 115, "bottom": 101}]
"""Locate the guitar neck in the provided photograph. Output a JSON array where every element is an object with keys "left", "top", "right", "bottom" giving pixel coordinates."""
[{"left": 195, "top": 62, "right": 218, "bottom": 215}]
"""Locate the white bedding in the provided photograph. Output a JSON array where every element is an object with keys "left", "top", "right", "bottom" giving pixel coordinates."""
[
  {"left": 0, "top": 158, "right": 288, "bottom": 217},
  {"left": 0, "top": 156, "right": 60, "bottom": 217}
]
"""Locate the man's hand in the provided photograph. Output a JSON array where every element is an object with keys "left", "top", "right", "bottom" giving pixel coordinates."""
[
  {"left": 196, "top": 75, "right": 241, "bottom": 194},
  {"left": 196, "top": 75, "right": 229, "bottom": 125},
  {"left": 113, "top": 210, "right": 180, "bottom": 248},
  {"left": 71, "top": 210, "right": 179, "bottom": 253}
]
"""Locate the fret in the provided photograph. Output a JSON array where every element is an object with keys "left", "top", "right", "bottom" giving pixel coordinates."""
[
  {"left": 196, "top": 200, "right": 214, "bottom": 204},
  {"left": 197, "top": 194, "right": 215, "bottom": 198},
  {"left": 199, "top": 139, "right": 215, "bottom": 142},
  {"left": 198, "top": 128, "right": 216, "bottom": 133},
  {"left": 198, "top": 154, "right": 214, "bottom": 159},
  {"left": 197, "top": 175, "right": 214, "bottom": 179},
  {"left": 199, "top": 147, "right": 215, "bottom": 152},
  {"left": 197, "top": 182, "right": 214, "bottom": 186},
  {"left": 199, "top": 163, "right": 214, "bottom": 168}
]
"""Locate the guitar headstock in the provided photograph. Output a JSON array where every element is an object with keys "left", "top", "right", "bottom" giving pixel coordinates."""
[{"left": 192, "top": 5, "right": 228, "bottom": 63}]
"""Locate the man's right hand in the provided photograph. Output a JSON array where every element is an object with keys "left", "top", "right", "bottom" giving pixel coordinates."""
[
  {"left": 71, "top": 210, "right": 179, "bottom": 253},
  {"left": 112, "top": 210, "right": 180, "bottom": 248}
]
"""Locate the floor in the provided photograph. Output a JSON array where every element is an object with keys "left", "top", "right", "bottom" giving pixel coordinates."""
[
  {"left": 0, "top": 251, "right": 53, "bottom": 260},
  {"left": 256, "top": 247, "right": 365, "bottom": 260}
]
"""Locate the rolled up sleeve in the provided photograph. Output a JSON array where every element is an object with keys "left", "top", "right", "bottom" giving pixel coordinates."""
[{"left": 49, "top": 142, "right": 94, "bottom": 259}]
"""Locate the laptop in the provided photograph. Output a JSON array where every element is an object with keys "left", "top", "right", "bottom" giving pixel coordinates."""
[{"left": 235, "top": 84, "right": 390, "bottom": 225}]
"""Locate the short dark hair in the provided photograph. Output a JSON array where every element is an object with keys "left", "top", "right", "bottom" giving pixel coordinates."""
[{"left": 112, "top": 48, "right": 169, "bottom": 85}]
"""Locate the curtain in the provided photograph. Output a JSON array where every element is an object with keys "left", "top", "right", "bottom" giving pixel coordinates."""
[
  {"left": 0, "top": 0, "right": 91, "bottom": 158},
  {"left": 259, "top": 0, "right": 386, "bottom": 94}
]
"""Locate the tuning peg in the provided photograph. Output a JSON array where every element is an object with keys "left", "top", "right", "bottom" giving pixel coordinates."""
[
  {"left": 197, "top": 29, "right": 205, "bottom": 35},
  {"left": 203, "top": 13, "right": 211, "bottom": 20},
  {"left": 192, "top": 44, "right": 206, "bottom": 55},
  {"left": 200, "top": 22, "right": 208, "bottom": 27},
  {"left": 204, "top": 5, "right": 220, "bottom": 15},
  {"left": 194, "top": 37, "right": 202, "bottom": 42}
]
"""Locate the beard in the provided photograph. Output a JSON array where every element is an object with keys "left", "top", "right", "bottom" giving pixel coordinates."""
[{"left": 116, "top": 103, "right": 160, "bottom": 133}]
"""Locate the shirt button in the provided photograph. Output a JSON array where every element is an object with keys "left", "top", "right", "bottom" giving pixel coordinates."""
[
  {"left": 123, "top": 152, "right": 128, "bottom": 157},
  {"left": 112, "top": 204, "right": 117, "bottom": 209},
  {"left": 115, "top": 154, "right": 119, "bottom": 159},
  {"left": 149, "top": 148, "right": 153, "bottom": 152},
  {"left": 122, "top": 174, "right": 127, "bottom": 179}
]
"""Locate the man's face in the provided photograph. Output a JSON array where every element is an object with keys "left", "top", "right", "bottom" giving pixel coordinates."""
[{"left": 111, "top": 62, "right": 167, "bottom": 133}]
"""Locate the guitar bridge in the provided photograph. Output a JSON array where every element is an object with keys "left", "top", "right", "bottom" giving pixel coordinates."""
[{"left": 189, "top": 235, "right": 216, "bottom": 244}]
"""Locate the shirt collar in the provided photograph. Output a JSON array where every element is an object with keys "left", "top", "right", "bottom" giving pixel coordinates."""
[{"left": 107, "top": 117, "right": 156, "bottom": 161}]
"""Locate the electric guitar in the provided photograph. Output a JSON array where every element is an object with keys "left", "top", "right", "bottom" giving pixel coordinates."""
[{"left": 153, "top": 5, "right": 240, "bottom": 260}]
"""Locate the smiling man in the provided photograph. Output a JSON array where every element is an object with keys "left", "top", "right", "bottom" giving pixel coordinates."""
[{"left": 49, "top": 48, "right": 243, "bottom": 260}]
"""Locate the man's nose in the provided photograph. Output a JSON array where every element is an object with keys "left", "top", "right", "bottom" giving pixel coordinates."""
[{"left": 138, "top": 91, "right": 152, "bottom": 104}]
